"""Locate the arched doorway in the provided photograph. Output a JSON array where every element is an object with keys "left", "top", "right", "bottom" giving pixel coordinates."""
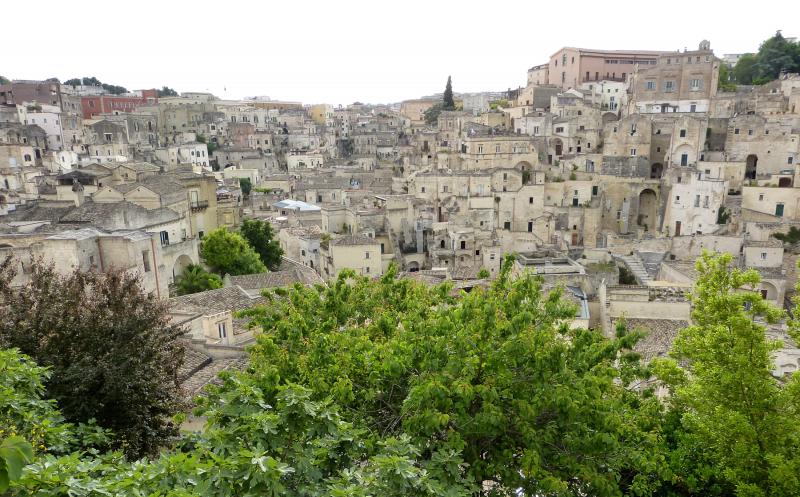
[
  {"left": 759, "top": 281, "right": 778, "bottom": 300},
  {"left": 172, "top": 254, "right": 194, "bottom": 281},
  {"left": 638, "top": 189, "right": 657, "bottom": 231},
  {"left": 650, "top": 163, "right": 663, "bottom": 179},
  {"left": 407, "top": 261, "right": 420, "bottom": 272},
  {"left": 553, "top": 138, "right": 563, "bottom": 157},
  {"left": 745, "top": 154, "right": 758, "bottom": 180}
]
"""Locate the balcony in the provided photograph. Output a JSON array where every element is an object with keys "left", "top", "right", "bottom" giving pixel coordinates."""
[{"left": 190, "top": 200, "right": 209, "bottom": 211}]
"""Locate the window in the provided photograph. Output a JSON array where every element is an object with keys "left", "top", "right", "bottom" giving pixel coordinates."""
[
  {"left": 646, "top": 80, "right": 656, "bottom": 90},
  {"left": 761, "top": 252, "right": 767, "bottom": 260},
  {"left": 104, "top": 133, "right": 112, "bottom": 142},
  {"left": 694, "top": 195, "right": 700, "bottom": 207},
  {"left": 690, "top": 104, "right": 697, "bottom": 113},
  {"left": 495, "top": 144, "right": 500, "bottom": 153},
  {"left": 142, "top": 251, "right": 151, "bottom": 272},
  {"left": 475, "top": 249, "right": 480, "bottom": 256},
  {"left": 217, "top": 322, "right": 227, "bottom": 339},
  {"left": 775, "top": 203, "right": 784, "bottom": 217},
  {"left": 681, "top": 154, "right": 689, "bottom": 166},
  {"left": 734, "top": 128, "right": 740, "bottom": 134},
  {"left": 675, "top": 196, "right": 681, "bottom": 203},
  {"left": 160, "top": 231, "right": 169, "bottom": 246},
  {"left": 365, "top": 251, "right": 370, "bottom": 259},
  {"left": 490, "top": 253, "right": 496, "bottom": 260},
  {"left": 478, "top": 145, "right": 483, "bottom": 154},
  {"left": 592, "top": 186, "right": 598, "bottom": 196},
  {"left": 689, "top": 79, "right": 702, "bottom": 90},
  {"left": 703, "top": 196, "right": 709, "bottom": 208},
  {"left": 630, "top": 148, "right": 637, "bottom": 156},
  {"left": 460, "top": 240, "right": 466, "bottom": 249},
  {"left": 503, "top": 173, "right": 508, "bottom": 180},
  {"left": 443, "top": 185, "right": 448, "bottom": 193},
  {"left": 664, "top": 80, "right": 675, "bottom": 92},
  {"left": 759, "top": 193, "right": 764, "bottom": 201},
  {"left": 789, "top": 157, "right": 794, "bottom": 164},
  {"left": 529, "top": 197, "right": 534, "bottom": 204},
  {"left": 680, "top": 129, "right": 687, "bottom": 138},
  {"left": 748, "top": 129, "right": 754, "bottom": 136},
  {"left": 301, "top": 249, "right": 306, "bottom": 256},
  {"left": 421, "top": 187, "right": 426, "bottom": 193},
  {"left": 504, "top": 221, "right": 511, "bottom": 230}
]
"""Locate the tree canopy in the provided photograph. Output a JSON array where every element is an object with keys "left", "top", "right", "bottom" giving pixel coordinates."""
[
  {"left": 443, "top": 76, "right": 455, "bottom": 110},
  {"left": 240, "top": 218, "right": 283, "bottom": 270},
  {"left": 239, "top": 177, "right": 252, "bottom": 197},
  {"left": 0, "top": 75, "right": 10, "bottom": 85},
  {"left": 3, "top": 252, "right": 800, "bottom": 496},
  {"left": 63, "top": 76, "right": 127, "bottom": 94},
  {"left": 158, "top": 86, "right": 178, "bottom": 97},
  {"left": 424, "top": 103, "right": 444, "bottom": 126},
  {"left": 200, "top": 227, "right": 267, "bottom": 276},
  {"left": 733, "top": 31, "right": 800, "bottom": 84},
  {"left": 0, "top": 257, "right": 184, "bottom": 459},
  {"left": 653, "top": 252, "right": 800, "bottom": 497},
  {"left": 174, "top": 263, "right": 223, "bottom": 295}
]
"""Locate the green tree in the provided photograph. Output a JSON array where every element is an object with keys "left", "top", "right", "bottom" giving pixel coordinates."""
[
  {"left": 239, "top": 177, "right": 252, "bottom": 197},
  {"left": 63, "top": 78, "right": 81, "bottom": 87},
  {"left": 239, "top": 218, "right": 283, "bottom": 270},
  {"left": 0, "top": 436, "right": 32, "bottom": 492},
  {"left": 175, "top": 264, "right": 223, "bottom": 295},
  {"left": 719, "top": 64, "right": 737, "bottom": 91},
  {"left": 734, "top": 54, "right": 758, "bottom": 85},
  {"left": 0, "top": 257, "right": 183, "bottom": 459},
  {"left": 0, "top": 76, "right": 10, "bottom": 85},
  {"left": 158, "top": 86, "right": 178, "bottom": 97},
  {"left": 201, "top": 228, "right": 267, "bottom": 276},
  {"left": 755, "top": 31, "right": 800, "bottom": 83},
  {"left": 443, "top": 75, "right": 455, "bottom": 110},
  {"left": 239, "top": 258, "right": 664, "bottom": 496},
  {"left": 653, "top": 252, "right": 800, "bottom": 496},
  {"left": 424, "top": 103, "right": 443, "bottom": 126}
]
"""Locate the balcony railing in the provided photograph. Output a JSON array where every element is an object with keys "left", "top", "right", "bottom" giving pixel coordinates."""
[{"left": 190, "top": 200, "right": 209, "bottom": 211}]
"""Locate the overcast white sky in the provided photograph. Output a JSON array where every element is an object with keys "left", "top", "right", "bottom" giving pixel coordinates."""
[{"left": 3, "top": 0, "right": 796, "bottom": 105}]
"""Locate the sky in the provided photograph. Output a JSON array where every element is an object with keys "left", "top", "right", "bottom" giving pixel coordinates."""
[{"left": 3, "top": 0, "right": 797, "bottom": 106}]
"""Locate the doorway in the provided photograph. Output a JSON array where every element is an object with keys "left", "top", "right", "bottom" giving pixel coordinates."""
[
  {"left": 674, "top": 221, "right": 682, "bottom": 236},
  {"left": 745, "top": 154, "right": 758, "bottom": 180}
]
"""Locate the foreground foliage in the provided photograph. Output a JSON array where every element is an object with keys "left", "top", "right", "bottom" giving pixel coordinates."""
[
  {"left": 2, "top": 252, "right": 799, "bottom": 496},
  {"left": 0, "top": 257, "right": 184, "bottom": 459},
  {"left": 240, "top": 258, "right": 664, "bottom": 495},
  {"left": 654, "top": 253, "right": 800, "bottom": 497}
]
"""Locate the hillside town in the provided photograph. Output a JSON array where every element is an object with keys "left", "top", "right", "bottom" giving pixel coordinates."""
[
  {"left": 2, "top": 37, "right": 800, "bottom": 389},
  {"left": 3, "top": 13, "right": 800, "bottom": 493}
]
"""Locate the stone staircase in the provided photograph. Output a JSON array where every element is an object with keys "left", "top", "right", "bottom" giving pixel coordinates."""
[
  {"left": 637, "top": 251, "right": 666, "bottom": 279},
  {"left": 618, "top": 253, "right": 652, "bottom": 285}
]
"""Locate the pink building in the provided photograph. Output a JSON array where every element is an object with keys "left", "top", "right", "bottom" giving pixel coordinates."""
[{"left": 548, "top": 47, "right": 671, "bottom": 89}]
